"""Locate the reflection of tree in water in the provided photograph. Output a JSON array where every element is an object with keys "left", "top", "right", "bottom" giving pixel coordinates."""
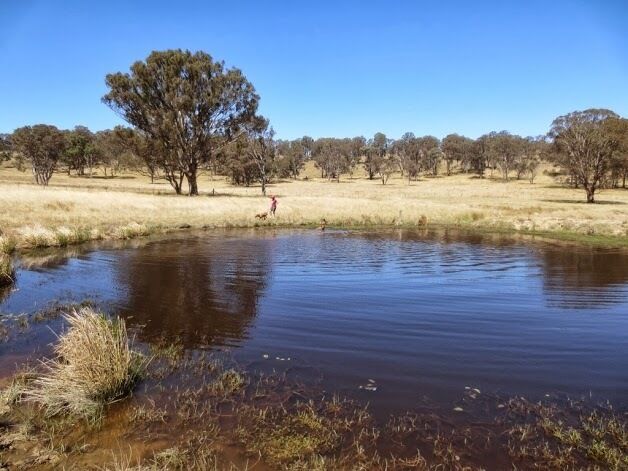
[
  {"left": 116, "top": 237, "right": 272, "bottom": 348},
  {"left": 540, "top": 248, "right": 628, "bottom": 309}
]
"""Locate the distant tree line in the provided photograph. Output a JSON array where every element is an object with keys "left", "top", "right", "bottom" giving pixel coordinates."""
[{"left": 3, "top": 50, "right": 627, "bottom": 203}]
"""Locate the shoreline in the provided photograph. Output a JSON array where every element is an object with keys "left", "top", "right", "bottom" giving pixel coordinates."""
[{"left": 4, "top": 219, "right": 628, "bottom": 256}]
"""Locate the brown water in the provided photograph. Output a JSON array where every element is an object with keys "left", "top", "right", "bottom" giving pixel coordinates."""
[{"left": 2, "top": 228, "right": 628, "bottom": 414}]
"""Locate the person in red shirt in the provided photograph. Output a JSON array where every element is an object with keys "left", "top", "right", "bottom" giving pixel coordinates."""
[{"left": 270, "top": 196, "right": 278, "bottom": 216}]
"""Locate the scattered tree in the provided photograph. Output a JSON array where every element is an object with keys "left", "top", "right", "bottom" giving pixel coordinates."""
[
  {"left": 486, "top": 131, "right": 523, "bottom": 180},
  {"left": 0, "top": 134, "right": 12, "bottom": 162},
  {"left": 364, "top": 132, "right": 387, "bottom": 179},
  {"left": 64, "top": 126, "right": 99, "bottom": 176},
  {"left": 103, "top": 49, "right": 259, "bottom": 195},
  {"left": 549, "top": 109, "right": 620, "bottom": 203},
  {"left": 245, "top": 117, "right": 276, "bottom": 195},
  {"left": 377, "top": 155, "right": 396, "bottom": 185},
  {"left": 442, "top": 134, "right": 474, "bottom": 175},
  {"left": 605, "top": 117, "right": 628, "bottom": 188},
  {"left": 12, "top": 124, "right": 66, "bottom": 185},
  {"left": 394, "top": 132, "right": 421, "bottom": 182},
  {"left": 314, "top": 138, "right": 349, "bottom": 181},
  {"left": 94, "top": 126, "right": 144, "bottom": 177}
]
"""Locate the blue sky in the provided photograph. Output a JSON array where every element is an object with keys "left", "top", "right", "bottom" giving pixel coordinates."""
[{"left": 1, "top": 0, "right": 626, "bottom": 139}]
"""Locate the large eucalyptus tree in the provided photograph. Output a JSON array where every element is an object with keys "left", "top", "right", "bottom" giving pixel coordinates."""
[
  {"left": 549, "top": 109, "right": 620, "bottom": 203},
  {"left": 103, "top": 49, "right": 259, "bottom": 195}
]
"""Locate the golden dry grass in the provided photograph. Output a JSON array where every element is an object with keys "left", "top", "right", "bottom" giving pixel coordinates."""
[
  {"left": 0, "top": 163, "right": 626, "bottom": 250},
  {"left": 23, "top": 308, "right": 146, "bottom": 420},
  {"left": 0, "top": 253, "right": 14, "bottom": 286}
]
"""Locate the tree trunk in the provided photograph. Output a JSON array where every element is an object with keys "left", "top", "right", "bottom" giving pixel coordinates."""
[
  {"left": 187, "top": 172, "right": 199, "bottom": 196},
  {"left": 586, "top": 186, "right": 595, "bottom": 203}
]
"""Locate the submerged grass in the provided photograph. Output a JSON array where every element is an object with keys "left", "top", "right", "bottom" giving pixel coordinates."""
[
  {"left": 2, "top": 336, "right": 628, "bottom": 469},
  {"left": 507, "top": 397, "right": 628, "bottom": 470},
  {"left": 22, "top": 308, "right": 146, "bottom": 421},
  {"left": 235, "top": 400, "right": 341, "bottom": 467}
]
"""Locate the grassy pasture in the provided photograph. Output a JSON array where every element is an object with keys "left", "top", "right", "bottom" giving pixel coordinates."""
[{"left": 0, "top": 162, "right": 626, "bottom": 252}]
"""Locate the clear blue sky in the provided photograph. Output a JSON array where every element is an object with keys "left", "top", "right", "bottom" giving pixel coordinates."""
[{"left": 1, "top": 0, "right": 626, "bottom": 140}]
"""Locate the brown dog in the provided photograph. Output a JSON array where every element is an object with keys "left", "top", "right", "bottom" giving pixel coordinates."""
[{"left": 255, "top": 212, "right": 268, "bottom": 220}]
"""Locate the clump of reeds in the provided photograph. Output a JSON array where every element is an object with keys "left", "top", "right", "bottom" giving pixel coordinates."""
[
  {"left": 19, "top": 225, "right": 58, "bottom": 248},
  {"left": 0, "top": 253, "right": 15, "bottom": 286},
  {"left": 24, "top": 308, "right": 146, "bottom": 420},
  {"left": 18, "top": 225, "right": 96, "bottom": 248},
  {"left": 114, "top": 222, "right": 150, "bottom": 240},
  {"left": 0, "top": 235, "right": 17, "bottom": 254},
  {"left": 53, "top": 226, "right": 93, "bottom": 246}
]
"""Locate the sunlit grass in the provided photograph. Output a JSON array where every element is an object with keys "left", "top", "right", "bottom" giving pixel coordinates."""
[
  {"left": 23, "top": 308, "right": 146, "bottom": 421},
  {"left": 0, "top": 253, "right": 14, "bottom": 286},
  {"left": 0, "top": 164, "right": 626, "bottom": 251}
]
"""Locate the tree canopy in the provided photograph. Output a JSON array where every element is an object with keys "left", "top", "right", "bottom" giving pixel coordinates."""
[
  {"left": 549, "top": 109, "right": 620, "bottom": 203},
  {"left": 102, "top": 49, "right": 259, "bottom": 195},
  {"left": 12, "top": 124, "right": 66, "bottom": 185}
]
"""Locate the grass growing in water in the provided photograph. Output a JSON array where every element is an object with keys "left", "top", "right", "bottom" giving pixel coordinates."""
[
  {"left": 23, "top": 308, "right": 146, "bottom": 421},
  {"left": 0, "top": 253, "right": 14, "bottom": 286},
  {"left": 2, "top": 337, "right": 628, "bottom": 469}
]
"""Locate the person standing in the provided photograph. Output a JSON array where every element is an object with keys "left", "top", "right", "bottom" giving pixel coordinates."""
[{"left": 270, "top": 195, "right": 278, "bottom": 216}]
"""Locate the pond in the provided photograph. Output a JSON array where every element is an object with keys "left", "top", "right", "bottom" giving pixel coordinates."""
[{"left": 2, "top": 228, "right": 628, "bottom": 415}]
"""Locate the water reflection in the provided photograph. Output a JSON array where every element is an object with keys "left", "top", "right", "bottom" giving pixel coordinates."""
[
  {"left": 540, "top": 247, "right": 628, "bottom": 309},
  {"left": 116, "top": 235, "right": 273, "bottom": 346},
  {"left": 351, "top": 229, "right": 628, "bottom": 309},
  {"left": 1, "top": 229, "right": 627, "bottom": 409}
]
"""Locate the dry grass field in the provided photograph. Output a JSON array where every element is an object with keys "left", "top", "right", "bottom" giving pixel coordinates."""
[{"left": 0, "top": 162, "right": 627, "bottom": 252}]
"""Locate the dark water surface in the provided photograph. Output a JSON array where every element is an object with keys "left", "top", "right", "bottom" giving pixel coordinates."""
[{"left": 2, "top": 229, "right": 628, "bottom": 413}]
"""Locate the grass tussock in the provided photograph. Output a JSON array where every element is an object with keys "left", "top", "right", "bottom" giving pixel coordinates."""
[
  {"left": 23, "top": 308, "right": 146, "bottom": 420},
  {"left": 113, "top": 222, "right": 150, "bottom": 240},
  {"left": 0, "top": 234, "right": 17, "bottom": 254},
  {"left": 18, "top": 225, "right": 99, "bottom": 249},
  {"left": 0, "top": 253, "right": 14, "bottom": 286}
]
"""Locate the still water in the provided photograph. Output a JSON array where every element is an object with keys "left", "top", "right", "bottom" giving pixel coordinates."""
[{"left": 2, "top": 229, "right": 628, "bottom": 412}]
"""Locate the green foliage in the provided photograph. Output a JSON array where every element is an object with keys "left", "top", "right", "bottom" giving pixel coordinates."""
[
  {"left": 549, "top": 108, "right": 621, "bottom": 203},
  {"left": 63, "top": 125, "right": 100, "bottom": 176},
  {"left": 12, "top": 124, "right": 66, "bottom": 185},
  {"left": 103, "top": 49, "right": 259, "bottom": 195}
]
